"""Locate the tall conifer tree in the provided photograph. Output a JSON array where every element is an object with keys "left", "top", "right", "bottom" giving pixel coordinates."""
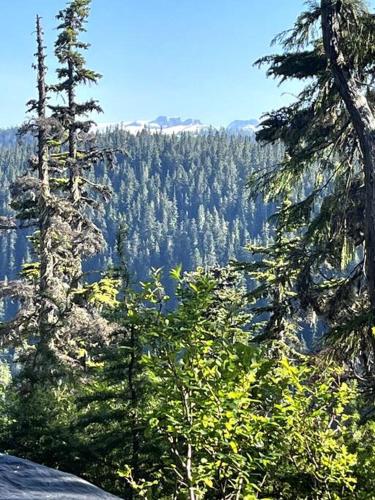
[
  {"left": 239, "top": 0, "right": 375, "bottom": 377},
  {"left": 50, "top": 0, "right": 113, "bottom": 290},
  {"left": 0, "top": 2, "right": 116, "bottom": 377}
]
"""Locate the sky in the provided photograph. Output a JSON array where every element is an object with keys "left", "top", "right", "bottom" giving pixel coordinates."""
[{"left": 0, "top": 0, "right": 309, "bottom": 128}]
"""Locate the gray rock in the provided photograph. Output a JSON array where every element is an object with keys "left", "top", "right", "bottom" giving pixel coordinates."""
[{"left": 0, "top": 454, "right": 121, "bottom": 499}]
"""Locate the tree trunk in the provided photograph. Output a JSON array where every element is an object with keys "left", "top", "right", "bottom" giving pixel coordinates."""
[
  {"left": 36, "top": 16, "right": 55, "bottom": 343},
  {"left": 36, "top": 16, "right": 49, "bottom": 199},
  {"left": 182, "top": 389, "right": 195, "bottom": 500},
  {"left": 128, "top": 325, "right": 139, "bottom": 500},
  {"left": 321, "top": 0, "right": 375, "bottom": 316},
  {"left": 321, "top": 0, "right": 375, "bottom": 373},
  {"left": 68, "top": 59, "right": 80, "bottom": 205},
  {"left": 35, "top": 17, "right": 67, "bottom": 376},
  {"left": 67, "top": 58, "right": 83, "bottom": 290}
]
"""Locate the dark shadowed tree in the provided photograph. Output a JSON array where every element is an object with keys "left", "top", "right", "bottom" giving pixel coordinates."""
[{"left": 237, "top": 0, "right": 375, "bottom": 379}]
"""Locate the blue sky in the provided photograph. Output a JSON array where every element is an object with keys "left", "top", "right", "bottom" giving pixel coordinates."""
[{"left": 0, "top": 0, "right": 308, "bottom": 128}]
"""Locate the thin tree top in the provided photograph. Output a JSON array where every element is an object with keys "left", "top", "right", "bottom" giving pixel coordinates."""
[{"left": 54, "top": 0, "right": 101, "bottom": 86}]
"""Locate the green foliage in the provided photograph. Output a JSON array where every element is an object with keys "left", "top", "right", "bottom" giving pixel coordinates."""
[
  {"left": 0, "top": 363, "right": 11, "bottom": 430},
  {"left": 4, "top": 0, "right": 118, "bottom": 379},
  {"left": 0, "top": 129, "right": 279, "bottom": 323},
  {"left": 238, "top": 0, "right": 375, "bottom": 369},
  {"left": 53, "top": 0, "right": 102, "bottom": 116},
  {"left": 87, "top": 278, "right": 120, "bottom": 308},
  {"left": 131, "top": 270, "right": 360, "bottom": 499},
  {"left": 21, "top": 262, "right": 40, "bottom": 282},
  {"left": 43, "top": 266, "right": 373, "bottom": 500},
  {"left": 49, "top": 177, "right": 70, "bottom": 190},
  {"left": 1, "top": 382, "right": 78, "bottom": 472},
  {"left": 4, "top": 3, "right": 375, "bottom": 500},
  {"left": 74, "top": 276, "right": 121, "bottom": 309},
  {"left": 1, "top": 263, "right": 375, "bottom": 499}
]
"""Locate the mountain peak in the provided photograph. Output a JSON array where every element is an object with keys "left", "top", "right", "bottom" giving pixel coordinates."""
[
  {"left": 152, "top": 116, "right": 202, "bottom": 128},
  {"left": 94, "top": 117, "right": 259, "bottom": 136},
  {"left": 95, "top": 116, "right": 208, "bottom": 135},
  {"left": 226, "top": 119, "right": 259, "bottom": 135}
]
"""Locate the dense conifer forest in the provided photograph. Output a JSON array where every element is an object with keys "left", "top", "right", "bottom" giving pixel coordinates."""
[
  {"left": 0, "top": 129, "right": 278, "bottom": 298},
  {"left": 3, "top": 0, "right": 375, "bottom": 499}
]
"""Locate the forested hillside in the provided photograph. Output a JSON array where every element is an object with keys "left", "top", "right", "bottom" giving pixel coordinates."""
[
  {"left": 0, "top": 129, "right": 279, "bottom": 298},
  {"left": 5, "top": 0, "right": 375, "bottom": 499}
]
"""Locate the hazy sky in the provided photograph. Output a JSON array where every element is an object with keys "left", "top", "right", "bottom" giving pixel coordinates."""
[{"left": 0, "top": 1, "right": 309, "bottom": 128}]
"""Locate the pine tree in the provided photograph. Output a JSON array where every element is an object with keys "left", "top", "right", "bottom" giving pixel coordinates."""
[
  {"left": 50, "top": 0, "right": 109, "bottom": 289},
  {"left": 0, "top": 17, "right": 52, "bottom": 352},
  {"left": 0, "top": 124, "right": 275, "bottom": 320},
  {"left": 239, "top": 0, "right": 375, "bottom": 376},
  {"left": 321, "top": 0, "right": 375, "bottom": 319},
  {"left": 0, "top": 2, "right": 117, "bottom": 378}
]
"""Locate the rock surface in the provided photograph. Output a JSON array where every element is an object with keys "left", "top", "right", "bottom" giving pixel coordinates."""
[{"left": 0, "top": 454, "right": 120, "bottom": 499}]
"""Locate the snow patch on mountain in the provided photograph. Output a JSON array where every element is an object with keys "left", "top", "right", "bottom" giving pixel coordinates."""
[
  {"left": 226, "top": 119, "right": 260, "bottom": 135},
  {"left": 95, "top": 116, "right": 210, "bottom": 135},
  {"left": 94, "top": 116, "right": 259, "bottom": 136}
]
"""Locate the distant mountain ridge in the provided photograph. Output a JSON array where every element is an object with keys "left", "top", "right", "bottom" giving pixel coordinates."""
[
  {"left": 226, "top": 119, "right": 259, "bottom": 135},
  {"left": 95, "top": 116, "right": 260, "bottom": 136},
  {"left": 0, "top": 118, "right": 260, "bottom": 141}
]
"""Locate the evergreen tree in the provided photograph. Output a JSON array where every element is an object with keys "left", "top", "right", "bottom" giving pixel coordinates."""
[
  {"left": 50, "top": 0, "right": 109, "bottom": 289},
  {"left": 0, "top": 1, "right": 117, "bottom": 378},
  {"left": 0, "top": 128, "right": 276, "bottom": 305},
  {"left": 238, "top": 0, "right": 375, "bottom": 378},
  {"left": 321, "top": 0, "right": 375, "bottom": 318}
]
